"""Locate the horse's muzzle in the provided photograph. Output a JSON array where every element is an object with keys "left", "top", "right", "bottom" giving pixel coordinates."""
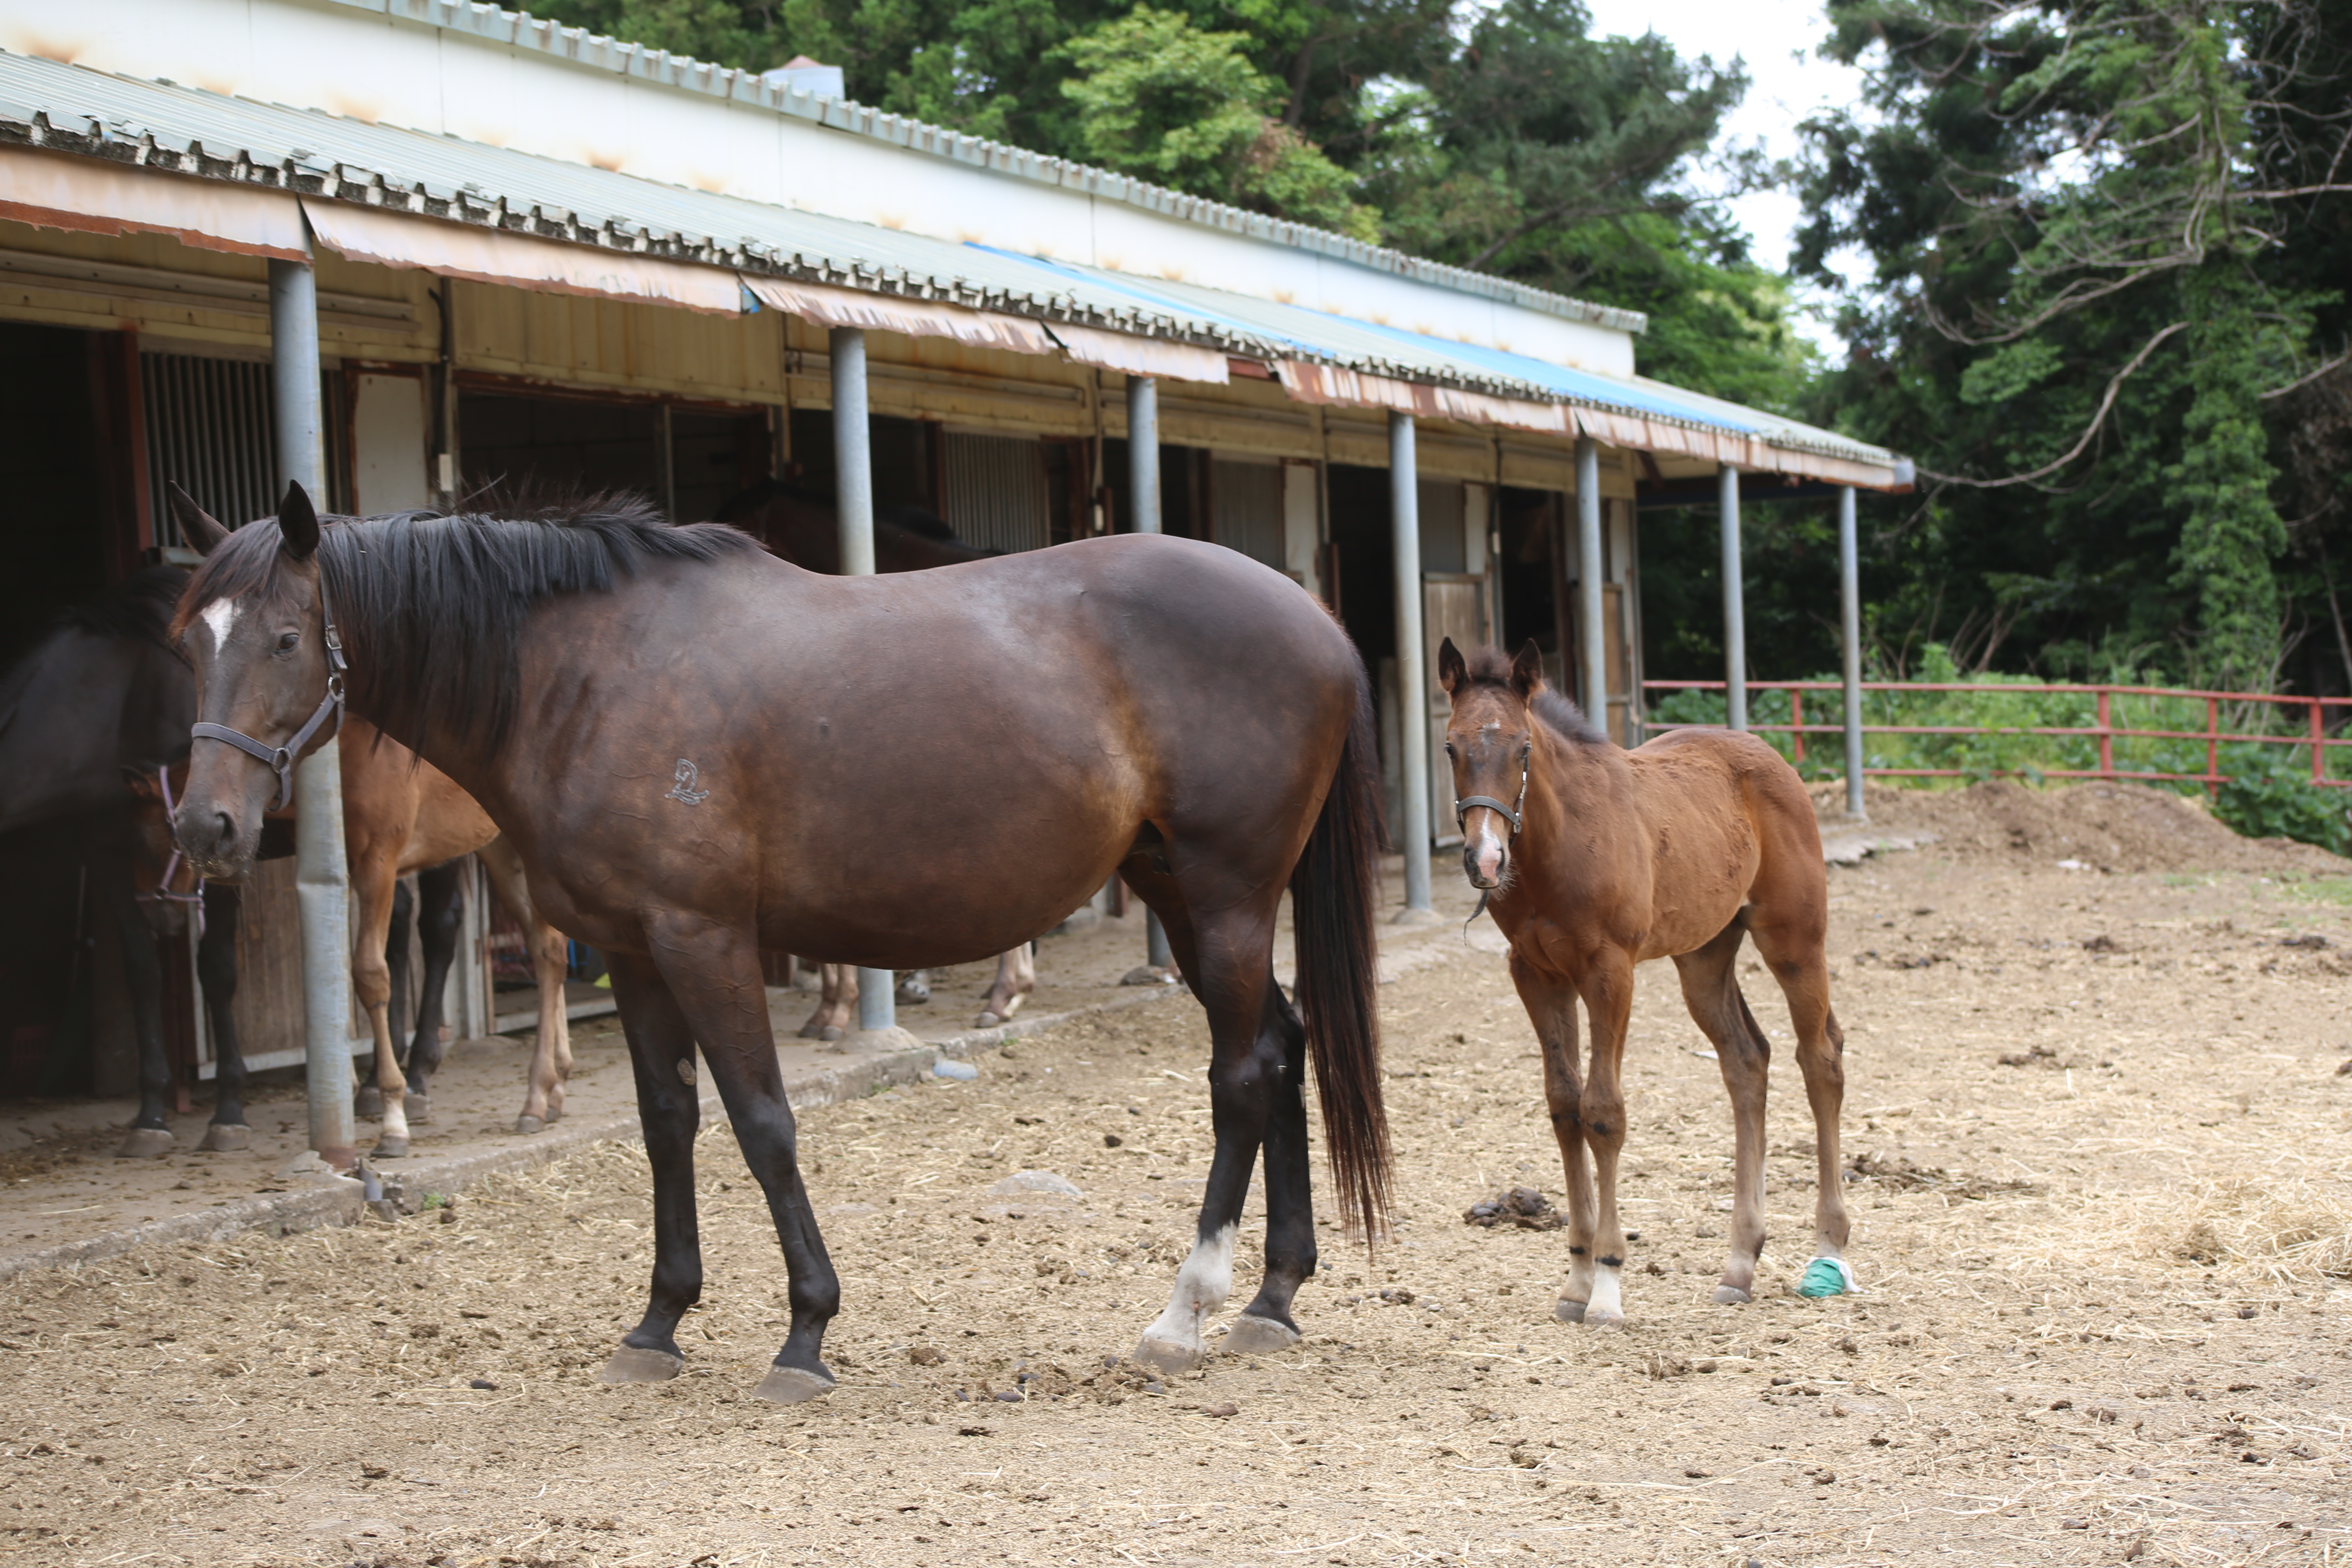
[
  {"left": 174, "top": 804, "right": 256, "bottom": 883},
  {"left": 1463, "top": 839, "right": 1506, "bottom": 890}
]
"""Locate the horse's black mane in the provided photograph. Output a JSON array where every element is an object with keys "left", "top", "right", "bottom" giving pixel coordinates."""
[
  {"left": 1457, "top": 645, "right": 1606, "bottom": 746},
  {"left": 174, "top": 492, "right": 761, "bottom": 755}
]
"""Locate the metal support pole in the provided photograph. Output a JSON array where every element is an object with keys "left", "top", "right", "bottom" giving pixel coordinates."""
[
  {"left": 1575, "top": 436, "right": 1606, "bottom": 728},
  {"left": 272, "top": 233, "right": 355, "bottom": 1168},
  {"left": 830, "top": 325, "right": 893, "bottom": 1029},
  {"left": 1127, "top": 376, "right": 1160, "bottom": 535},
  {"left": 1719, "top": 462, "right": 1747, "bottom": 733},
  {"left": 1391, "top": 410, "right": 1432, "bottom": 915},
  {"left": 1126, "top": 375, "right": 1175, "bottom": 967},
  {"left": 1838, "top": 484, "right": 1866, "bottom": 820}
]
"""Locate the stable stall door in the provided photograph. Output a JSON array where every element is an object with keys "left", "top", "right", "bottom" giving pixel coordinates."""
[{"left": 350, "top": 372, "right": 430, "bottom": 515}]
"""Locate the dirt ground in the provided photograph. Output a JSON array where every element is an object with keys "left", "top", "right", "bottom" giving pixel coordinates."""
[{"left": 6, "top": 784, "right": 2352, "bottom": 1567}]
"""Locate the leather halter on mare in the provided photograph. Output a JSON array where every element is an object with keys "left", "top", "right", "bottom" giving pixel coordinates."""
[
  {"left": 189, "top": 570, "right": 349, "bottom": 813},
  {"left": 135, "top": 763, "right": 207, "bottom": 938}
]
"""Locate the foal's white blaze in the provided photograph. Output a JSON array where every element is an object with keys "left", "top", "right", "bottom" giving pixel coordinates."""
[
  {"left": 1466, "top": 811, "right": 1509, "bottom": 887},
  {"left": 1143, "top": 1222, "right": 1236, "bottom": 1351},
  {"left": 198, "top": 597, "right": 241, "bottom": 654}
]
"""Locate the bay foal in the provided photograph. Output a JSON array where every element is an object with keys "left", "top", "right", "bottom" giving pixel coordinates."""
[{"left": 1438, "top": 640, "right": 1849, "bottom": 1324}]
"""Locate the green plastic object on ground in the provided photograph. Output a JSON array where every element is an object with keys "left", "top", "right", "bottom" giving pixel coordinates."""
[{"left": 1796, "top": 1256, "right": 1858, "bottom": 1297}]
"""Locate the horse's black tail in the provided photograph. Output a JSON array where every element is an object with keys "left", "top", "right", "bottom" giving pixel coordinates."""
[{"left": 1290, "top": 664, "right": 1392, "bottom": 1240}]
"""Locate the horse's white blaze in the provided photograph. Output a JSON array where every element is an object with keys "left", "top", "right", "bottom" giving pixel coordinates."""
[
  {"left": 1466, "top": 813, "right": 1509, "bottom": 886},
  {"left": 198, "top": 597, "right": 241, "bottom": 653},
  {"left": 1144, "top": 1222, "right": 1236, "bottom": 1349}
]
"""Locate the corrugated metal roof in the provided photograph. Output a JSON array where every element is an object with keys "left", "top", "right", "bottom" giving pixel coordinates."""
[
  {"left": 320, "top": 0, "right": 1649, "bottom": 335},
  {"left": 0, "top": 47, "right": 1901, "bottom": 477}
]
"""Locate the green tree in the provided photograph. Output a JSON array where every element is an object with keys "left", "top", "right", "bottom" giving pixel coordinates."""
[
  {"left": 1796, "top": 0, "right": 2352, "bottom": 692},
  {"left": 1055, "top": 8, "right": 1377, "bottom": 234}
]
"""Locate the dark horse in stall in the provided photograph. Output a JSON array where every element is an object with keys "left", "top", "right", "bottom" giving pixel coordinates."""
[
  {"left": 169, "top": 484, "right": 1388, "bottom": 1400},
  {"left": 0, "top": 568, "right": 254, "bottom": 1154}
]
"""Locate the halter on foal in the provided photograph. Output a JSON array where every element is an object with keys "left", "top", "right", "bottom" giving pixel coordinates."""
[{"left": 1438, "top": 639, "right": 1851, "bottom": 1324}]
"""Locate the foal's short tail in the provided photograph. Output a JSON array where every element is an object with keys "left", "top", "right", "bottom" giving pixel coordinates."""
[{"left": 1290, "top": 668, "right": 1392, "bottom": 1239}]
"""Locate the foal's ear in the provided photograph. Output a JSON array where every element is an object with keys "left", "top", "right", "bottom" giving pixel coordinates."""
[
  {"left": 277, "top": 482, "right": 321, "bottom": 561},
  {"left": 1437, "top": 637, "right": 1467, "bottom": 696},
  {"left": 167, "top": 483, "right": 231, "bottom": 556},
  {"left": 1510, "top": 639, "right": 1546, "bottom": 698}
]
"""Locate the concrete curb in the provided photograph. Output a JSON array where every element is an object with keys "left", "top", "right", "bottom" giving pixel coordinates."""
[{"left": 0, "top": 983, "right": 1192, "bottom": 1284}]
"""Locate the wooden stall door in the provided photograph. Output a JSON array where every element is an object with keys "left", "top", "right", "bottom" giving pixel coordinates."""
[{"left": 1423, "top": 577, "right": 1488, "bottom": 848}]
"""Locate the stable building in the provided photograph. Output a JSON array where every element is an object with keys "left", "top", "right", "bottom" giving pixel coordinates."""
[{"left": 0, "top": 0, "right": 1907, "bottom": 1123}]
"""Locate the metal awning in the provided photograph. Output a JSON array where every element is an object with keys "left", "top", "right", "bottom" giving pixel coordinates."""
[{"left": 0, "top": 46, "right": 1908, "bottom": 488}]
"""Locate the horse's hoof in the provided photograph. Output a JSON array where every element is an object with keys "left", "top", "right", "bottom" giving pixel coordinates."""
[
  {"left": 1584, "top": 1309, "right": 1626, "bottom": 1330},
  {"left": 975, "top": 1011, "right": 1004, "bottom": 1028},
  {"left": 197, "top": 1123, "right": 251, "bottom": 1153},
  {"left": 116, "top": 1127, "right": 175, "bottom": 1159},
  {"left": 1132, "top": 1334, "right": 1203, "bottom": 1376},
  {"left": 1553, "top": 1298, "right": 1588, "bottom": 1324},
  {"left": 515, "top": 1115, "right": 547, "bottom": 1136},
  {"left": 372, "top": 1135, "right": 409, "bottom": 1159},
  {"left": 600, "top": 1346, "right": 685, "bottom": 1384},
  {"left": 354, "top": 1085, "right": 384, "bottom": 1120},
  {"left": 1712, "top": 1285, "right": 1753, "bottom": 1306},
  {"left": 1221, "top": 1314, "right": 1301, "bottom": 1356},
  {"left": 817, "top": 1026, "right": 844, "bottom": 1042},
  {"left": 753, "top": 1364, "right": 837, "bottom": 1404},
  {"left": 895, "top": 979, "right": 931, "bottom": 1005},
  {"left": 404, "top": 1092, "right": 431, "bottom": 1125},
  {"left": 544, "top": 1102, "right": 562, "bottom": 1125}
]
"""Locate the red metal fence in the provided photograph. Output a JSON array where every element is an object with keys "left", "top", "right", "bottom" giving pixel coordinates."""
[{"left": 1640, "top": 679, "right": 2352, "bottom": 789}]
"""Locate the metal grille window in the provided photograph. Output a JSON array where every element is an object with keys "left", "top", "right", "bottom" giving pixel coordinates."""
[
  {"left": 1211, "top": 458, "right": 1284, "bottom": 571},
  {"left": 942, "top": 430, "right": 1049, "bottom": 554},
  {"left": 143, "top": 353, "right": 276, "bottom": 545}
]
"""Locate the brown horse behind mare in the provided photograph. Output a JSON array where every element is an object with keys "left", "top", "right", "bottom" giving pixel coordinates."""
[
  {"left": 168, "top": 486, "right": 1387, "bottom": 1401},
  {"left": 1437, "top": 640, "right": 1850, "bottom": 1326}
]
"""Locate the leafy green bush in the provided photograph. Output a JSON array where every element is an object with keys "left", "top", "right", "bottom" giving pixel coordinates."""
[{"left": 2214, "top": 768, "right": 2352, "bottom": 855}]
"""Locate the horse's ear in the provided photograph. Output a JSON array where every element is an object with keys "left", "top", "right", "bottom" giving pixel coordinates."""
[
  {"left": 1510, "top": 639, "right": 1546, "bottom": 698},
  {"left": 277, "top": 482, "right": 321, "bottom": 561},
  {"left": 1437, "top": 637, "right": 1467, "bottom": 696},
  {"left": 167, "top": 483, "right": 231, "bottom": 556}
]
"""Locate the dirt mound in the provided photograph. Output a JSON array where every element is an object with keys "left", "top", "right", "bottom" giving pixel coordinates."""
[{"left": 1812, "top": 777, "right": 2350, "bottom": 876}]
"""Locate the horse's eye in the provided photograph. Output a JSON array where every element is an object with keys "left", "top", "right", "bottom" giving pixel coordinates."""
[
  {"left": 1443, "top": 743, "right": 1456, "bottom": 759},
  {"left": 276, "top": 631, "right": 300, "bottom": 653}
]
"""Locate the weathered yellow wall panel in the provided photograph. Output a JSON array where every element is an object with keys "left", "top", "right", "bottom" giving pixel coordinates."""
[{"left": 454, "top": 279, "right": 786, "bottom": 404}]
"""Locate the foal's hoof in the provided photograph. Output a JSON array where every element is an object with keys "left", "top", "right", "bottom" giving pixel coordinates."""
[
  {"left": 117, "top": 1127, "right": 175, "bottom": 1159},
  {"left": 1553, "top": 1298, "right": 1588, "bottom": 1325},
  {"left": 404, "top": 1092, "right": 432, "bottom": 1125},
  {"left": 515, "top": 1115, "right": 547, "bottom": 1136},
  {"left": 372, "top": 1134, "right": 409, "bottom": 1159},
  {"left": 354, "top": 1085, "right": 384, "bottom": 1120},
  {"left": 600, "top": 1346, "right": 685, "bottom": 1384},
  {"left": 1583, "top": 1308, "right": 1626, "bottom": 1330},
  {"left": 753, "top": 1364, "right": 837, "bottom": 1405},
  {"left": 818, "top": 1025, "right": 844, "bottom": 1043},
  {"left": 1711, "top": 1285, "right": 1753, "bottom": 1306},
  {"left": 976, "top": 1011, "right": 1005, "bottom": 1028},
  {"left": 1221, "top": 1314, "right": 1301, "bottom": 1356},
  {"left": 1132, "top": 1333, "right": 1204, "bottom": 1376},
  {"left": 197, "top": 1122, "right": 251, "bottom": 1153},
  {"left": 895, "top": 977, "right": 931, "bottom": 1005}
]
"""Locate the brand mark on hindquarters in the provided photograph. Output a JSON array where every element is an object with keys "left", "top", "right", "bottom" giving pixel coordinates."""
[{"left": 666, "top": 758, "right": 710, "bottom": 805}]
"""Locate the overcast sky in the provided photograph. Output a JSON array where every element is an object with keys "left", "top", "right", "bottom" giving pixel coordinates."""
[{"left": 1580, "top": 0, "right": 1874, "bottom": 342}]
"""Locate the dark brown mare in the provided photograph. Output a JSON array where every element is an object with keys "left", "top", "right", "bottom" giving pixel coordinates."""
[
  {"left": 169, "top": 485, "right": 1388, "bottom": 1400},
  {"left": 714, "top": 480, "right": 1036, "bottom": 1032},
  {"left": 1437, "top": 640, "right": 1849, "bottom": 1326}
]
